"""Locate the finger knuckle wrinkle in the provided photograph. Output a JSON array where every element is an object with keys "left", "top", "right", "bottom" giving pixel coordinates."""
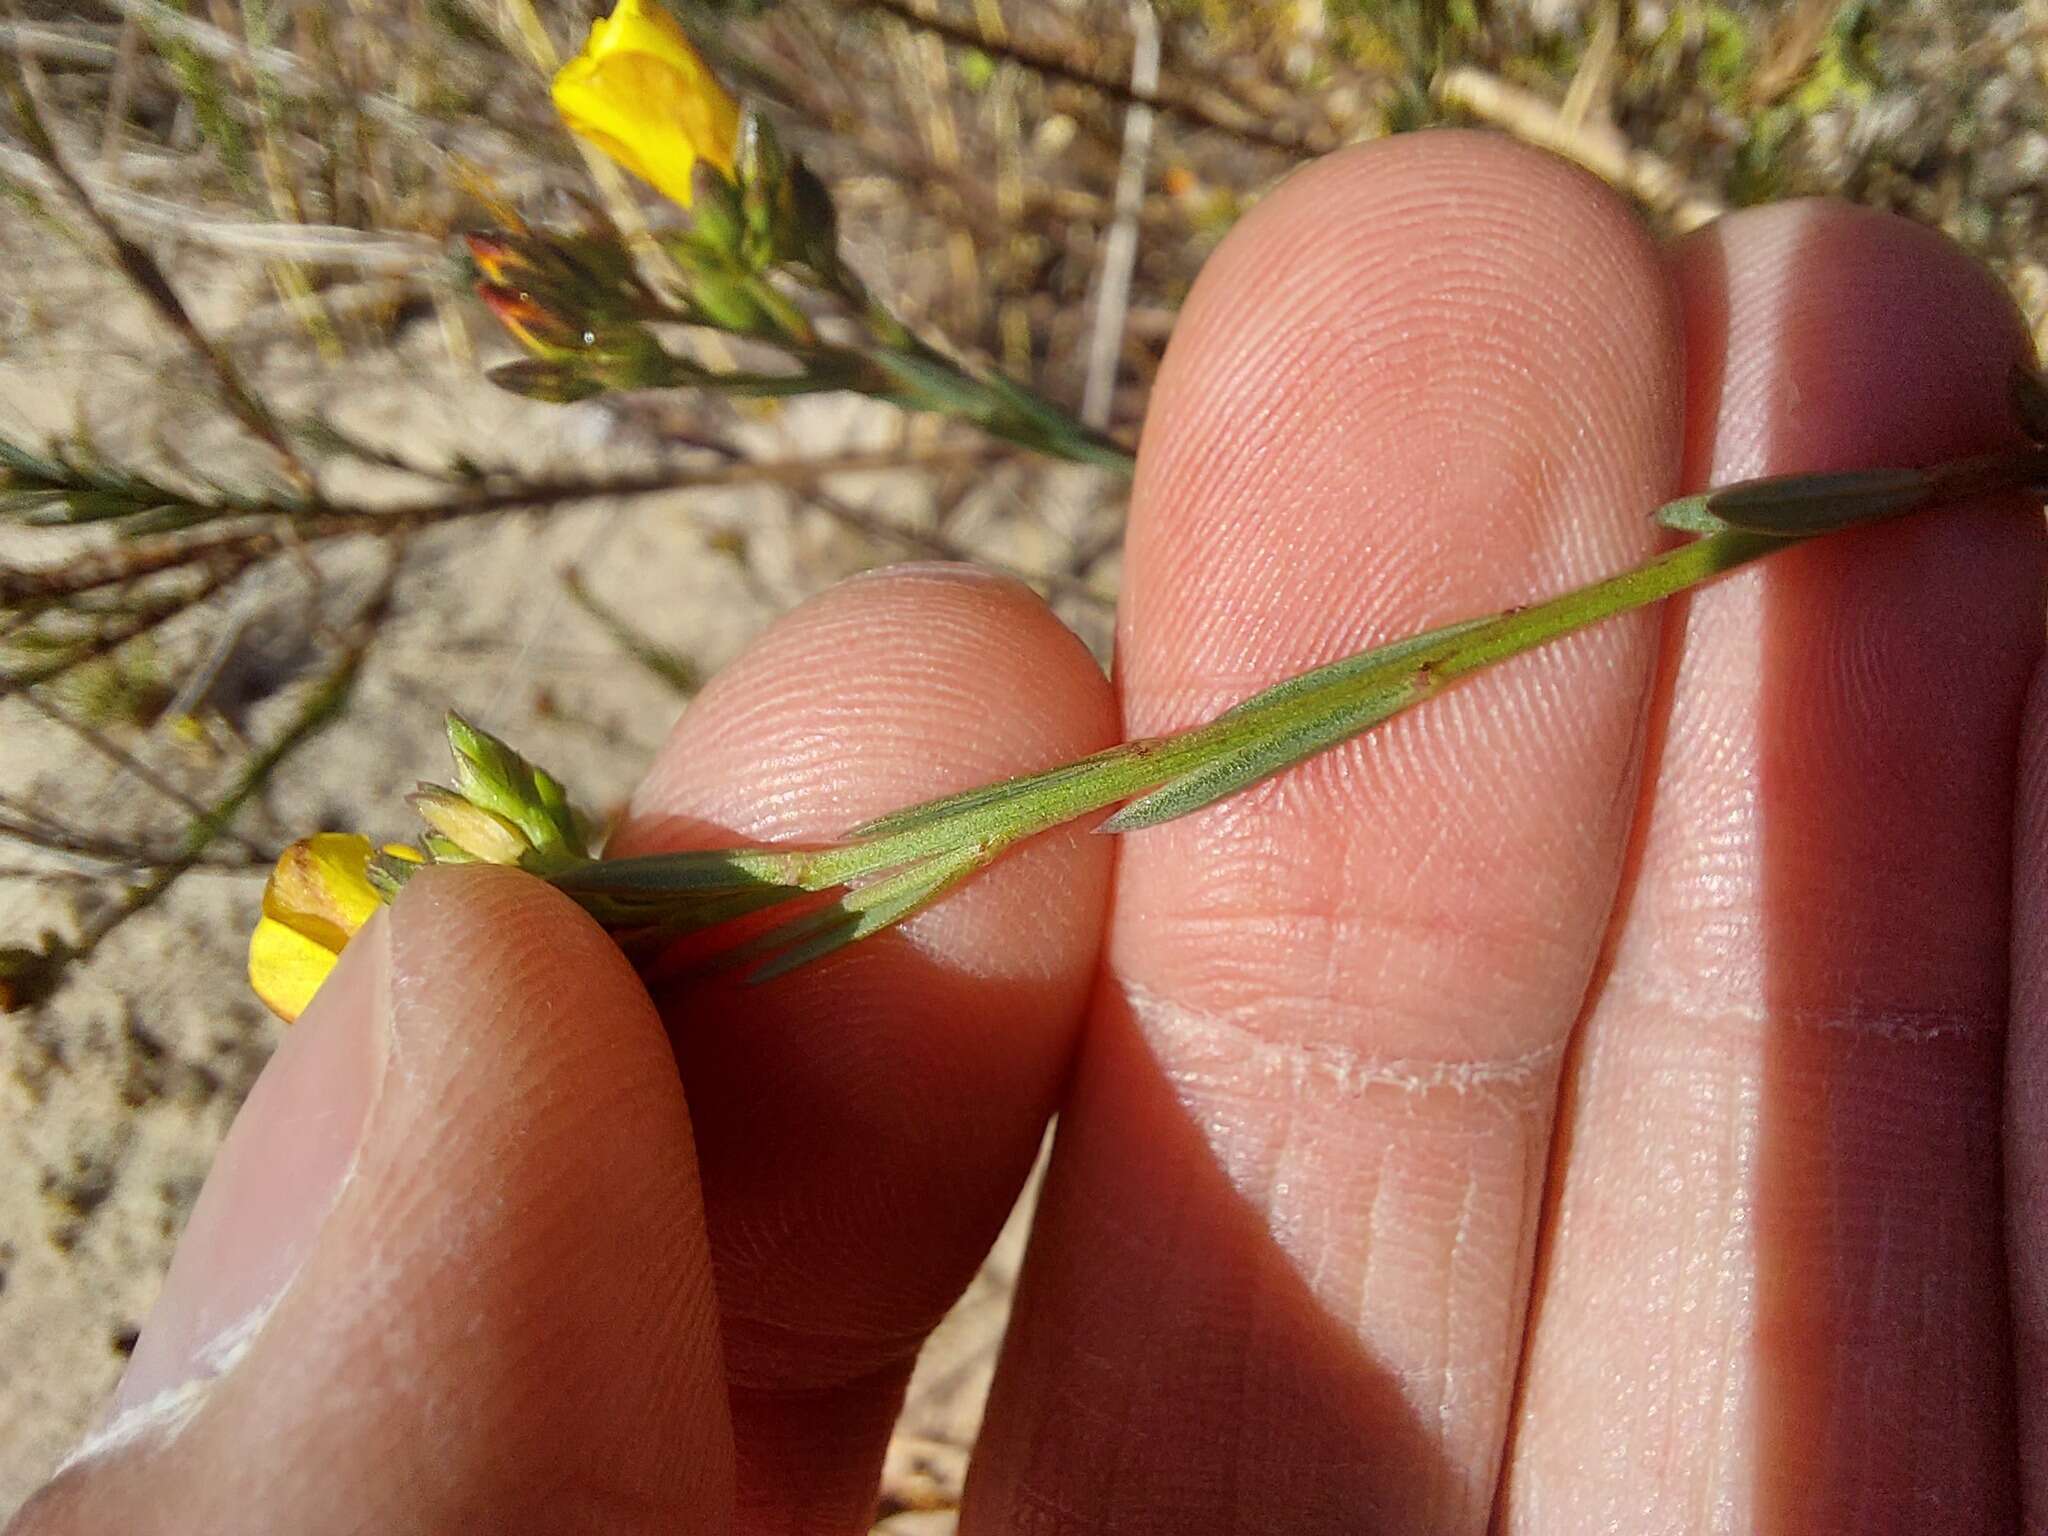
[{"left": 1121, "top": 978, "right": 1561, "bottom": 1105}]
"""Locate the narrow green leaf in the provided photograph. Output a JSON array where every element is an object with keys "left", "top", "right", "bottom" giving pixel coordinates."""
[
  {"left": 743, "top": 841, "right": 996, "bottom": 981},
  {"left": 591, "top": 881, "right": 812, "bottom": 937},
  {"left": 0, "top": 435, "right": 63, "bottom": 481},
  {"left": 1103, "top": 676, "right": 1425, "bottom": 832},
  {"left": 553, "top": 845, "right": 806, "bottom": 895},
  {"left": 848, "top": 742, "right": 1145, "bottom": 839},
  {"left": 1207, "top": 617, "right": 1486, "bottom": 723}
]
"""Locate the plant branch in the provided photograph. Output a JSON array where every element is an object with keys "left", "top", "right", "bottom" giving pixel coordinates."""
[
  {"left": 0, "top": 143, "right": 437, "bottom": 271},
  {"left": 15, "top": 690, "right": 272, "bottom": 860},
  {"left": 1, "top": 444, "right": 1007, "bottom": 603}
]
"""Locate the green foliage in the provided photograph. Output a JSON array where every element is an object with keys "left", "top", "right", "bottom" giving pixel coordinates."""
[
  {"left": 1697, "top": 5, "right": 1751, "bottom": 102},
  {"left": 47, "top": 644, "right": 172, "bottom": 731},
  {"left": 1328, "top": 0, "right": 1483, "bottom": 74},
  {"left": 1729, "top": 101, "right": 1799, "bottom": 204},
  {"left": 1790, "top": 0, "right": 1879, "bottom": 117},
  {"left": 0, "top": 432, "right": 261, "bottom": 535},
  {"left": 148, "top": 4, "right": 253, "bottom": 185},
  {"left": 956, "top": 47, "right": 996, "bottom": 92}
]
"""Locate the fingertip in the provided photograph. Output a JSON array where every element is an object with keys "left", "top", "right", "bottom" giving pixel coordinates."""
[
  {"left": 969, "top": 131, "right": 1696, "bottom": 1529},
  {"left": 621, "top": 561, "right": 1116, "bottom": 847},
  {"left": 384, "top": 860, "right": 669, "bottom": 1073},
  {"left": 601, "top": 560, "right": 1118, "bottom": 1527},
  {"left": 1674, "top": 197, "right": 2033, "bottom": 483},
  {"left": 246, "top": 863, "right": 736, "bottom": 1525},
  {"left": 1668, "top": 193, "right": 2045, "bottom": 801},
  {"left": 2012, "top": 658, "right": 2048, "bottom": 1526}
]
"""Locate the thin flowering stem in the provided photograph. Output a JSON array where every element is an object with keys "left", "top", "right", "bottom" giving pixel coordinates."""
[
  {"left": 552, "top": 438, "right": 2048, "bottom": 977},
  {"left": 472, "top": 0, "right": 1141, "bottom": 469},
  {"left": 578, "top": 532, "right": 1767, "bottom": 894}
]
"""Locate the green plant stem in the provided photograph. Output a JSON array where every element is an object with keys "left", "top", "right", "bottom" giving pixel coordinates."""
[
  {"left": 1436, "top": 525, "right": 1776, "bottom": 683},
  {"left": 819, "top": 264, "right": 1136, "bottom": 473},
  {"left": 862, "top": 337, "right": 1136, "bottom": 472}
]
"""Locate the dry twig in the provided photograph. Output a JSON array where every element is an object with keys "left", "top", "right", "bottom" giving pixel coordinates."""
[{"left": 851, "top": 0, "right": 1315, "bottom": 156}]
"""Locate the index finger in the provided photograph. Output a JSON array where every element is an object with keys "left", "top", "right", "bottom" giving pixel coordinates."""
[{"left": 610, "top": 564, "right": 1117, "bottom": 1529}]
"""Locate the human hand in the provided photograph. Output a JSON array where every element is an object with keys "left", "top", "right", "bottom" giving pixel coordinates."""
[{"left": 13, "top": 131, "right": 2046, "bottom": 1534}]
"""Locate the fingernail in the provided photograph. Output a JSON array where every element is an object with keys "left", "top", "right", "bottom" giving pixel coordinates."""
[{"left": 107, "top": 911, "right": 391, "bottom": 1417}]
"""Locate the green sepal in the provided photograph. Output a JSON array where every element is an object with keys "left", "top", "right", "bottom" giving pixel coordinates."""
[
  {"left": 367, "top": 849, "right": 424, "bottom": 900},
  {"left": 687, "top": 162, "right": 745, "bottom": 256},
  {"left": 687, "top": 264, "right": 767, "bottom": 333},
  {"left": 443, "top": 713, "right": 587, "bottom": 864},
  {"left": 735, "top": 108, "right": 789, "bottom": 268},
  {"left": 787, "top": 161, "right": 842, "bottom": 282}
]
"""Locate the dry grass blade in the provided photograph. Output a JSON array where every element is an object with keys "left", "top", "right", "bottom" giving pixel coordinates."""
[{"left": 0, "top": 142, "right": 435, "bottom": 269}]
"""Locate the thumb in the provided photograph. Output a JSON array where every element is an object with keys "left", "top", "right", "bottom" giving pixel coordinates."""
[{"left": 11, "top": 866, "right": 734, "bottom": 1535}]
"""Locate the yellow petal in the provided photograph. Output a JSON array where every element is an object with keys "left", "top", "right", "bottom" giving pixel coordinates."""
[
  {"left": 265, "top": 833, "right": 383, "bottom": 940},
  {"left": 249, "top": 833, "right": 385, "bottom": 1022},
  {"left": 551, "top": 0, "right": 740, "bottom": 207},
  {"left": 248, "top": 912, "right": 341, "bottom": 1024}
]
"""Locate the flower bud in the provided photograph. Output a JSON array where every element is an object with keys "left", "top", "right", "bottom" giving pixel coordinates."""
[
  {"left": 485, "top": 358, "right": 606, "bottom": 403},
  {"left": 463, "top": 231, "right": 540, "bottom": 288},
  {"left": 442, "top": 714, "right": 589, "bottom": 870},
  {"left": 478, "top": 283, "right": 590, "bottom": 357},
  {"left": 1705, "top": 467, "right": 1931, "bottom": 536},
  {"left": 409, "top": 785, "right": 532, "bottom": 867}
]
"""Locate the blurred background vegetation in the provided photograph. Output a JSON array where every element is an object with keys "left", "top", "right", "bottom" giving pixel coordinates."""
[{"left": 1, "top": 0, "right": 2044, "bottom": 1520}]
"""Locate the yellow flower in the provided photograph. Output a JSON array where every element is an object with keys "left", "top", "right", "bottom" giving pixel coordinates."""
[
  {"left": 248, "top": 834, "right": 415, "bottom": 1023},
  {"left": 551, "top": 0, "right": 740, "bottom": 208}
]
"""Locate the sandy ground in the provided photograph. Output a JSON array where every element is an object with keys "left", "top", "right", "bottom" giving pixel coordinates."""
[{"left": 0, "top": 232, "right": 1095, "bottom": 1521}]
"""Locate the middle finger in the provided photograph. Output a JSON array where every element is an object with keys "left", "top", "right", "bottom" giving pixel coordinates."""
[{"left": 968, "top": 131, "right": 1686, "bottom": 1532}]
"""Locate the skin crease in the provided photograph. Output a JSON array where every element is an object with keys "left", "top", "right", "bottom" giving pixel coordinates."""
[{"left": 11, "top": 132, "right": 2048, "bottom": 1536}]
